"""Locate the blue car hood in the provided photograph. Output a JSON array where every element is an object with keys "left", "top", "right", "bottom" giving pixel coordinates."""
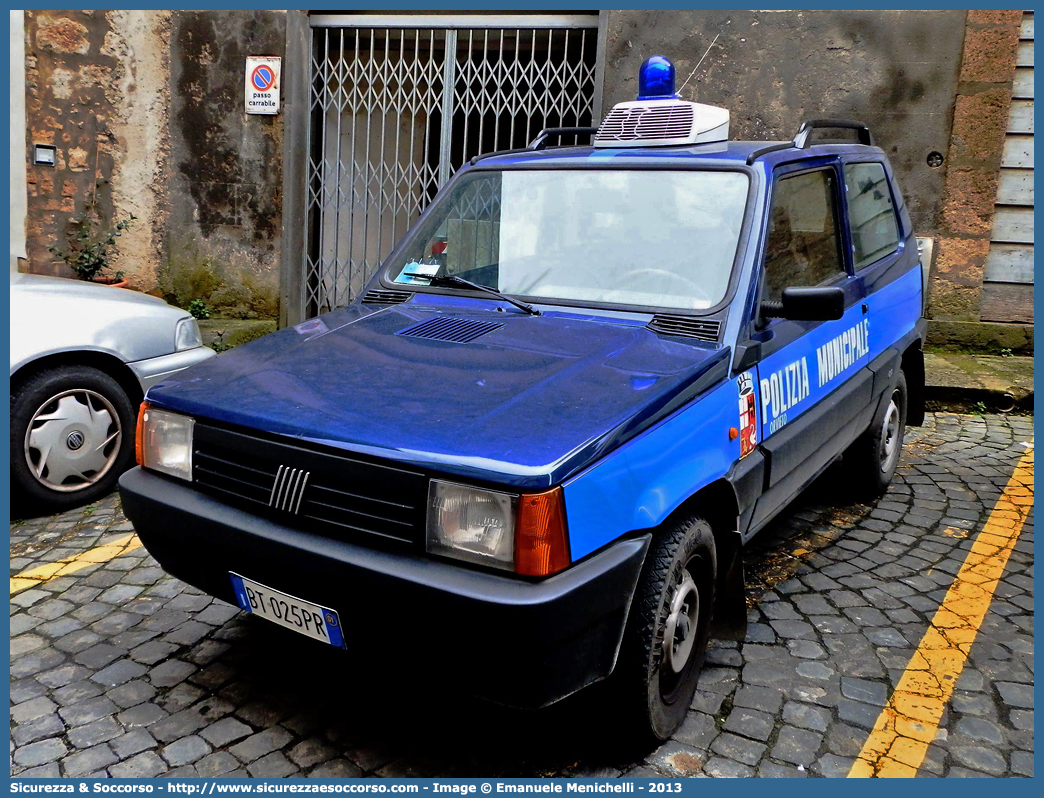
[{"left": 147, "top": 299, "right": 729, "bottom": 489}]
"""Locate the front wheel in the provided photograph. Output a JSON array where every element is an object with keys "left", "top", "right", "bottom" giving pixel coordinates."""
[
  {"left": 616, "top": 513, "right": 716, "bottom": 743},
  {"left": 11, "top": 365, "right": 137, "bottom": 515}
]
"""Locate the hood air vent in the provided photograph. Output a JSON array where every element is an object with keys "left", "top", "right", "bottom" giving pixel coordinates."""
[
  {"left": 398, "top": 316, "right": 503, "bottom": 344},
  {"left": 362, "top": 288, "right": 412, "bottom": 305},
  {"left": 647, "top": 315, "right": 722, "bottom": 343}
]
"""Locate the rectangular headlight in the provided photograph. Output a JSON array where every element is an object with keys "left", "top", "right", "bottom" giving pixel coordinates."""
[
  {"left": 137, "top": 405, "right": 194, "bottom": 481},
  {"left": 426, "top": 480, "right": 516, "bottom": 570},
  {"left": 175, "top": 317, "right": 203, "bottom": 351}
]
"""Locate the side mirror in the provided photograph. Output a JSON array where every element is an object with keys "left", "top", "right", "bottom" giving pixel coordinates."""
[{"left": 762, "top": 286, "right": 845, "bottom": 322}]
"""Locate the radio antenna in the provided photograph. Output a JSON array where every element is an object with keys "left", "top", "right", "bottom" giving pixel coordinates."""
[{"left": 678, "top": 33, "right": 721, "bottom": 97}]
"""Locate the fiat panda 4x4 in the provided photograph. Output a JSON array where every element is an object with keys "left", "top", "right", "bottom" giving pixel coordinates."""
[{"left": 121, "top": 57, "right": 927, "bottom": 741}]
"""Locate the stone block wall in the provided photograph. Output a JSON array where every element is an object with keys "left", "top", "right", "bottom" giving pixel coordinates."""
[
  {"left": 928, "top": 10, "right": 1024, "bottom": 321},
  {"left": 601, "top": 9, "right": 967, "bottom": 236}
]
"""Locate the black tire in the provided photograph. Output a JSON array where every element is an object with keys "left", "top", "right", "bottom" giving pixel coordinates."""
[
  {"left": 844, "top": 370, "right": 907, "bottom": 497},
  {"left": 616, "top": 513, "right": 716, "bottom": 743},
  {"left": 11, "top": 365, "right": 137, "bottom": 516}
]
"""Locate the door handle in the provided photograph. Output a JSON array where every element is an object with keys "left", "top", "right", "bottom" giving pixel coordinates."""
[{"left": 861, "top": 303, "right": 869, "bottom": 314}]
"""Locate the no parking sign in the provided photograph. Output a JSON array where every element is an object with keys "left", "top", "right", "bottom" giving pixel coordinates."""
[{"left": 245, "top": 56, "right": 281, "bottom": 115}]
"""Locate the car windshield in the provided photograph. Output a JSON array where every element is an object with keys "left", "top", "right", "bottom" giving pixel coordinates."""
[{"left": 387, "top": 169, "right": 749, "bottom": 311}]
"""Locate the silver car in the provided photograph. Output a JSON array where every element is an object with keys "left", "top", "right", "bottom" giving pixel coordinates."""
[{"left": 10, "top": 271, "right": 215, "bottom": 514}]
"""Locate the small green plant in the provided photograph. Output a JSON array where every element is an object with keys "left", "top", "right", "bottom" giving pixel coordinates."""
[
  {"left": 188, "top": 299, "right": 211, "bottom": 319},
  {"left": 973, "top": 400, "right": 988, "bottom": 415},
  {"left": 210, "top": 328, "right": 229, "bottom": 353},
  {"left": 50, "top": 211, "right": 135, "bottom": 283},
  {"left": 1000, "top": 348, "right": 1013, "bottom": 358}
]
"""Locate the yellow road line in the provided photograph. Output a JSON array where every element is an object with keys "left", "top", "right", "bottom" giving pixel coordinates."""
[
  {"left": 10, "top": 534, "right": 142, "bottom": 596},
  {"left": 848, "top": 445, "right": 1034, "bottom": 778}
]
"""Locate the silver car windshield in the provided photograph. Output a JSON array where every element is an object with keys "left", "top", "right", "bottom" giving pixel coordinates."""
[{"left": 387, "top": 169, "right": 749, "bottom": 311}]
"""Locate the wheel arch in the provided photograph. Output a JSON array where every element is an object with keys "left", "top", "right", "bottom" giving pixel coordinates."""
[
  {"left": 650, "top": 477, "right": 747, "bottom": 641},
  {"left": 12, "top": 350, "right": 144, "bottom": 410}
]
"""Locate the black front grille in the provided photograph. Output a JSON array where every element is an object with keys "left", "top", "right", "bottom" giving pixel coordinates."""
[{"left": 192, "top": 423, "right": 427, "bottom": 547}]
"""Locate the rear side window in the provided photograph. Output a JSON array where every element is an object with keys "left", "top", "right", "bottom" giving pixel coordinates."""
[
  {"left": 844, "top": 162, "right": 900, "bottom": 269},
  {"left": 762, "top": 169, "right": 846, "bottom": 303}
]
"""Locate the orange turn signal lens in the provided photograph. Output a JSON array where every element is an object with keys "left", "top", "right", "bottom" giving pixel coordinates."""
[
  {"left": 515, "top": 487, "right": 571, "bottom": 578},
  {"left": 135, "top": 402, "right": 150, "bottom": 467}
]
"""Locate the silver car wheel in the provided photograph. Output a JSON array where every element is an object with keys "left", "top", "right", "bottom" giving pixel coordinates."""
[
  {"left": 23, "top": 389, "right": 122, "bottom": 492},
  {"left": 878, "top": 390, "right": 901, "bottom": 474},
  {"left": 663, "top": 567, "right": 700, "bottom": 675}
]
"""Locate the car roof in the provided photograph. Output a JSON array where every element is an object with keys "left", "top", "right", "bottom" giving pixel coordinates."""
[{"left": 470, "top": 140, "right": 887, "bottom": 171}]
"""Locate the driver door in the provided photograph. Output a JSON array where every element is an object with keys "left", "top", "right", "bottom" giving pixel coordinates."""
[{"left": 743, "top": 162, "right": 872, "bottom": 535}]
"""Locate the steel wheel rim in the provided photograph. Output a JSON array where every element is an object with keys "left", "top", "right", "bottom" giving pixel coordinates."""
[
  {"left": 878, "top": 390, "right": 901, "bottom": 474},
  {"left": 659, "top": 556, "right": 705, "bottom": 702},
  {"left": 664, "top": 568, "right": 700, "bottom": 674},
  {"left": 23, "top": 389, "right": 122, "bottom": 492}
]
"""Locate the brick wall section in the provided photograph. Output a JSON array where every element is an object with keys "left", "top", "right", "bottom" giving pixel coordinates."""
[
  {"left": 928, "top": 10, "right": 1023, "bottom": 321},
  {"left": 22, "top": 9, "right": 281, "bottom": 308},
  {"left": 24, "top": 12, "right": 118, "bottom": 279}
]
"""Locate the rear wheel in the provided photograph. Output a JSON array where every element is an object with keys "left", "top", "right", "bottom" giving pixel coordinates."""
[
  {"left": 11, "top": 366, "right": 137, "bottom": 515},
  {"left": 616, "top": 513, "right": 716, "bottom": 743},
  {"left": 844, "top": 370, "right": 907, "bottom": 496}
]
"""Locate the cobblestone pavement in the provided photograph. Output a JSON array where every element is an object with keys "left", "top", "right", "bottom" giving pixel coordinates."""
[{"left": 10, "top": 413, "right": 1034, "bottom": 779}]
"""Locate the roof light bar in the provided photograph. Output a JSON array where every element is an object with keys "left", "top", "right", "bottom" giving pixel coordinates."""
[{"left": 637, "top": 55, "right": 677, "bottom": 100}]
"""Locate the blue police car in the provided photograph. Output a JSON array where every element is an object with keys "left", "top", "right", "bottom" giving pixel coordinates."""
[{"left": 120, "top": 57, "right": 926, "bottom": 741}]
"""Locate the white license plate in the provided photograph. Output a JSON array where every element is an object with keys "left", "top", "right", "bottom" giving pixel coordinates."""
[{"left": 229, "top": 573, "right": 344, "bottom": 648}]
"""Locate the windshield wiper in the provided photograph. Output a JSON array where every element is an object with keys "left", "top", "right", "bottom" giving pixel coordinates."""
[{"left": 430, "top": 274, "right": 541, "bottom": 316}]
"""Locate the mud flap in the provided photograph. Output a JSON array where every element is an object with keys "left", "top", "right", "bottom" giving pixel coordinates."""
[{"left": 710, "top": 530, "right": 747, "bottom": 641}]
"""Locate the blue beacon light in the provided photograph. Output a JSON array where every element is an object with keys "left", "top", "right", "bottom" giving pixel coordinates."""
[{"left": 637, "top": 55, "right": 677, "bottom": 100}]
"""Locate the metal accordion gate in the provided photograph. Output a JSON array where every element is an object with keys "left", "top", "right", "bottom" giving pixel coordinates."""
[{"left": 302, "top": 13, "right": 601, "bottom": 318}]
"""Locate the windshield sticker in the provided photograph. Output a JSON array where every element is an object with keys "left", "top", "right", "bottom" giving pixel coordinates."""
[
  {"left": 737, "top": 371, "right": 757, "bottom": 458},
  {"left": 394, "top": 260, "right": 441, "bottom": 285}
]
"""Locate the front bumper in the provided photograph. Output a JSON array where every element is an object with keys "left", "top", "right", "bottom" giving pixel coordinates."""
[
  {"left": 129, "top": 346, "right": 216, "bottom": 393},
  {"left": 119, "top": 467, "right": 649, "bottom": 708}
]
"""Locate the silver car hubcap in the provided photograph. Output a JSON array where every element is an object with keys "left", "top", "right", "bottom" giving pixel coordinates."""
[
  {"left": 663, "top": 569, "right": 700, "bottom": 674},
  {"left": 24, "top": 390, "right": 121, "bottom": 492},
  {"left": 878, "top": 391, "right": 901, "bottom": 474}
]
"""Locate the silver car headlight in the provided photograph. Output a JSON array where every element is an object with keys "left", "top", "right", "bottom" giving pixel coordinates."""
[
  {"left": 426, "top": 480, "right": 516, "bottom": 570},
  {"left": 175, "top": 317, "right": 203, "bottom": 351},
  {"left": 137, "top": 405, "right": 194, "bottom": 481}
]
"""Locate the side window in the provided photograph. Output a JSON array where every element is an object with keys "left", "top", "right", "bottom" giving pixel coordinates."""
[
  {"left": 763, "top": 170, "right": 846, "bottom": 303},
  {"left": 844, "top": 162, "right": 900, "bottom": 270}
]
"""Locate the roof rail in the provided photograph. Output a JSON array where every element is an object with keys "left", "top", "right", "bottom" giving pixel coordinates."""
[
  {"left": 469, "top": 147, "right": 531, "bottom": 167},
  {"left": 467, "top": 127, "right": 599, "bottom": 168},
  {"left": 745, "top": 118, "right": 874, "bottom": 166},
  {"left": 794, "top": 118, "right": 873, "bottom": 148},
  {"left": 744, "top": 141, "right": 793, "bottom": 165},
  {"left": 528, "top": 126, "right": 599, "bottom": 151}
]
